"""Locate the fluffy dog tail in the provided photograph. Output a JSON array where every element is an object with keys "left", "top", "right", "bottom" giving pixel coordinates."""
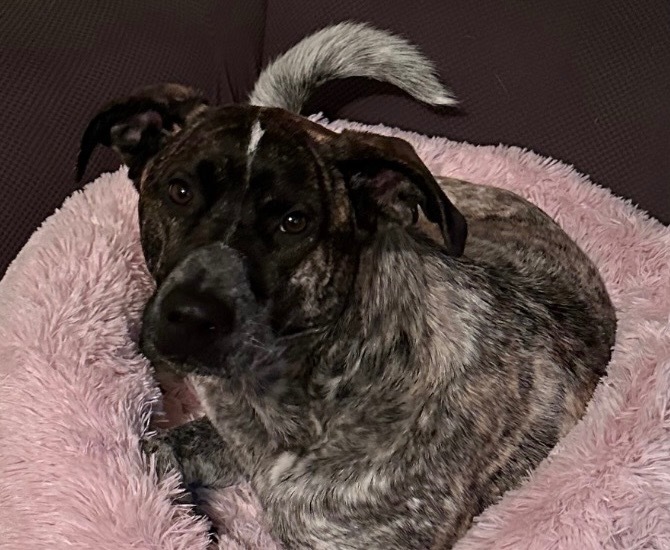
[{"left": 248, "top": 21, "right": 456, "bottom": 113}]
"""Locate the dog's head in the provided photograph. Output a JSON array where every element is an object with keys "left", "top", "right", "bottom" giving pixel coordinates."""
[{"left": 78, "top": 84, "right": 467, "bottom": 376}]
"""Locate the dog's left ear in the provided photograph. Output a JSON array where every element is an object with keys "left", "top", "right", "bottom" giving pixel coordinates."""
[
  {"left": 332, "top": 130, "right": 467, "bottom": 256},
  {"left": 76, "top": 83, "right": 208, "bottom": 184}
]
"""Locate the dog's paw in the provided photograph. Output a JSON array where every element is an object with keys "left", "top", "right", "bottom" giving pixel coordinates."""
[
  {"left": 141, "top": 431, "right": 178, "bottom": 471},
  {"left": 141, "top": 432, "right": 218, "bottom": 539},
  {"left": 141, "top": 431, "right": 196, "bottom": 505}
]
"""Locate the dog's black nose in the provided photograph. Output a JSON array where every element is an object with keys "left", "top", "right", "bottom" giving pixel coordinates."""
[{"left": 154, "top": 287, "right": 236, "bottom": 360}]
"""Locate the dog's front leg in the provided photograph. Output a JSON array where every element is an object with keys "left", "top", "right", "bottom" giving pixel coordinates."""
[
  {"left": 143, "top": 416, "right": 245, "bottom": 498},
  {"left": 191, "top": 376, "right": 312, "bottom": 477}
]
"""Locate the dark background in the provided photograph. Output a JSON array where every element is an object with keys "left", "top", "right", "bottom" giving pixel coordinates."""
[{"left": 1, "top": 0, "right": 668, "bottom": 276}]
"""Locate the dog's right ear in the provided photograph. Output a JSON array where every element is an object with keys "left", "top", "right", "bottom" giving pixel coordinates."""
[{"left": 76, "top": 83, "right": 208, "bottom": 184}]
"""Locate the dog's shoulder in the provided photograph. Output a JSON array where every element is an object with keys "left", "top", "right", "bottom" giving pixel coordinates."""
[
  {"left": 436, "top": 177, "right": 555, "bottom": 228},
  {"left": 431, "top": 177, "right": 607, "bottom": 304}
]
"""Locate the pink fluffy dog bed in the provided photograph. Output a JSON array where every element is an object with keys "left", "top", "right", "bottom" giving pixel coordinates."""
[{"left": 1, "top": 116, "right": 669, "bottom": 550}]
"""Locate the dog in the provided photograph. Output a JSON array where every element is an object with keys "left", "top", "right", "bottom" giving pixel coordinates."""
[{"left": 76, "top": 22, "right": 617, "bottom": 549}]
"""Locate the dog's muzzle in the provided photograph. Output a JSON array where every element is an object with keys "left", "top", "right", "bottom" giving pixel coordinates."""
[
  {"left": 141, "top": 244, "right": 258, "bottom": 369},
  {"left": 152, "top": 286, "right": 236, "bottom": 360}
]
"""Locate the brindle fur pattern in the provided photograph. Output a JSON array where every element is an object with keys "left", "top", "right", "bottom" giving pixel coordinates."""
[{"left": 77, "top": 23, "right": 617, "bottom": 550}]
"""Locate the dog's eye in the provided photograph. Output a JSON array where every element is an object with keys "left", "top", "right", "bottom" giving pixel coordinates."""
[
  {"left": 279, "top": 211, "right": 308, "bottom": 234},
  {"left": 167, "top": 179, "right": 193, "bottom": 205}
]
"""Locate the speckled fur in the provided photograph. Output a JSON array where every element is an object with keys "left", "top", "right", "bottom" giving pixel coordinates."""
[
  {"left": 76, "top": 22, "right": 616, "bottom": 549},
  {"left": 140, "top": 175, "right": 615, "bottom": 549}
]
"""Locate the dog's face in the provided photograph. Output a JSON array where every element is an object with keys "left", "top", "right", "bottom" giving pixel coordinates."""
[
  {"left": 137, "top": 105, "right": 369, "bottom": 336},
  {"left": 77, "top": 84, "right": 467, "bottom": 375}
]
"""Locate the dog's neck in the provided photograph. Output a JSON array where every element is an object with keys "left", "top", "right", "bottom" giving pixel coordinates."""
[{"left": 305, "top": 228, "right": 476, "bottom": 401}]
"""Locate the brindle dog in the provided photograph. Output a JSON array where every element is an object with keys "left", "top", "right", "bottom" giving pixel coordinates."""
[{"left": 77, "top": 22, "right": 616, "bottom": 550}]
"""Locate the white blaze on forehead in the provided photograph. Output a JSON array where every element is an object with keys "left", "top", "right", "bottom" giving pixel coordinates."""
[{"left": 246, "top": 119, "right": 265, "bottom": 169}]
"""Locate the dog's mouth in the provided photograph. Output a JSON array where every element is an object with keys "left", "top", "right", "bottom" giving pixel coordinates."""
[
  {"left": 141, "top": 332, "right": 236, "bottom": 379},
  {"left": 141, "top": 314, "right": 326, "bottom": 380}
]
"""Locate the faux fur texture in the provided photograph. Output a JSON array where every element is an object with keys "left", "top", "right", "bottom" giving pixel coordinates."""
[{"left": 1, "top": 117, "right": 668, "bottom": 550}]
